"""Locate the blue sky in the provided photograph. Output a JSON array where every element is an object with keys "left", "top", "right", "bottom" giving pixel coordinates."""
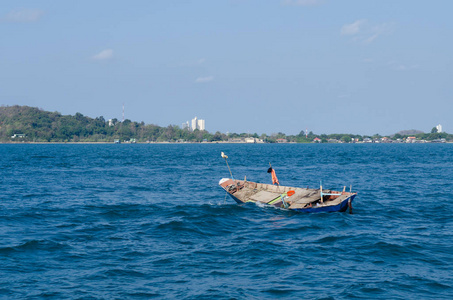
[{"left": 1, "top": 0, "right": 452, "bottom": 135}]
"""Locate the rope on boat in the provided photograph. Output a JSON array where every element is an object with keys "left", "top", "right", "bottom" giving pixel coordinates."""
[{"left": 224, "top": 191, "right": 228, "bottom": 204}]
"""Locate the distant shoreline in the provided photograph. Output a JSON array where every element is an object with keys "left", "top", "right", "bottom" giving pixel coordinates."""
[
  {"left": 2, "top": 106, "right": 450, "bottom": 144},
  {"left": 1, "top": 141, "right": 452, "bottom": 145}
]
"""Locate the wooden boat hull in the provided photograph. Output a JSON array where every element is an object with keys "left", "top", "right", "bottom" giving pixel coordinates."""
[
  {"left": 219, "top": 178, "right": 356, "bottom": 213},
  {"left": 292, "top": 194, "right": 356, "bottom": 213}
]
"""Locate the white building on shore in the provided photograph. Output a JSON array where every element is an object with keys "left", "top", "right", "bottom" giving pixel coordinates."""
[
  {"left": 436, "top": 124, "right": 443, "bottom": 133},
  {"left": 185, "top": 117, "right": 205, "bottom": 131},
  {"left": 197, "top": 118, "right": 205, "bottom": 131}
]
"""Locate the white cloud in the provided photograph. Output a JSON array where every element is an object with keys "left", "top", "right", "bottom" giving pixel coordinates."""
[
  {"left": 342, "top": 20, "right": 394, "bottom": 44},
  {"left": 395, "top": 64, "right": 419, "bottom": 71},
  {"left": 92, "top": 49, "right": 114, "bottom": 61},
  {"left": 282, "top": 0, "right": 323, "bottom": 6},
  {"left": 364, "top": 22, "right": 394, "bottom": 44},
  {"left": 363, "top": 33, "right": 379, "bottom": 44},
  {"left": 195, "top": 76, "right": 214, "bottom": 83},
  {"left": 388, "top": 61, "right": 419, "bottom": 71},
  {"left": 3, "top": 9, "right": 44, "bottom": 22},
  {"left": 341, "top": 19, "right": 366, "bottom": 36}
]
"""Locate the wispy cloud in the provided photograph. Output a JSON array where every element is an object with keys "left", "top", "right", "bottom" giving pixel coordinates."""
[
  {"left": 363, "top": 34, "right": 379, "bottom": 44},
  {"left": 364, "top": 22, "right": 394, "bottom": 44},
  {"left": 341, "top": 19, "right": 366, "bottom": 36},
  {"left": 195, "top": 76, "right": 214, "bottom": 83},
  {"left": 388, "top": 61, "right": 419, "bottom": 71},
  {"left": 395, "top": 64, "right": 419, "bottom": 71},
  {"left": 92, "top": 49, "right": 114, "bottom": 61},
  {"left": 3, "top": 9, "right": 44, "bottom": 22},
  {"left": 281, "top": 0, "right": 324, "bottom": 6},
  {"left": 341, "top": 20, "right": 394, "bottom": 44},
  {"left": 176, "top": 58, "right": 207, "bottom": 68}
]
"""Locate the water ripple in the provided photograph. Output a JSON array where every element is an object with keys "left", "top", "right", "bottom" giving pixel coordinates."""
[{"left": 0, "top": 144, "right": 452, "bottom": 298}]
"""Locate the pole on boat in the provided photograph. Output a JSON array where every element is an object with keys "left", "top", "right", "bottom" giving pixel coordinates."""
[
  {"left": 320, "top": 180, "right": 323, "bottom": 203},
  {"left": 221, "top": 152, "right": 234, "bottom": 180}
]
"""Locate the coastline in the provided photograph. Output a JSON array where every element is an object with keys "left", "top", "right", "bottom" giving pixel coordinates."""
[{"left": 1, "top": 141, "right": 452, "bottom": 145}]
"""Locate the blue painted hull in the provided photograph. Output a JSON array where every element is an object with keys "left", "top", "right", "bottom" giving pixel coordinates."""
[
  {"left": 292, "top": 194, "right": 355, "bottom": 213},
  {"left": 225, "top": 190, "right": 356, "bottom": 213}
]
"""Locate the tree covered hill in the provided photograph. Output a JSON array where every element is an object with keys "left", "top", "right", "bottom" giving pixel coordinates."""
[
  {"left": 0, "top": 105, "right": 195, "bottom": 142},
  {"left": 1, "top": 106, "right": 108, "bottom": 142},
  {"left": 0, "top": 105, "right": 238, "bottom": 142}
]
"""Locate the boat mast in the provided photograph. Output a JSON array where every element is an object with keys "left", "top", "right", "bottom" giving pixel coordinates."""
[{"left": 221, "top": 152, "right": 234, "bottom": 180}]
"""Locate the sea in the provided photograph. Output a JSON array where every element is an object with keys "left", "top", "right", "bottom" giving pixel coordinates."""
[{"left": 1, "top": 143, "right": 452, "bottom": 299}]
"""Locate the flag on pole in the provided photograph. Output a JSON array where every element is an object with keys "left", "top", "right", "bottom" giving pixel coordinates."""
[{"left": 267, "top": 167, "right": 279, "bottom": 185}]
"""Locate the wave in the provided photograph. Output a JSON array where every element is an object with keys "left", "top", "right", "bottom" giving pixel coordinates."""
[{"left": 0, "top": 239, "right": 69, "bottom": 254}]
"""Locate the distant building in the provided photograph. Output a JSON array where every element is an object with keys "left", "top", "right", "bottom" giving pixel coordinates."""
[
  {"left": 197, "top": 118, "right": 205, "bottom": 131},
  {"left": 11, "top": 134, "right": 25, "bottom": 138},
  {"left": 406, "top": 136, "right": 416, "bottom": 143},
  {"left": 182, "top": 121, "right": 190, "bottom": 130},
  {"left": 313, "top": 137, "right": 321, "bottom": 143},
  {"left": 108, "top": 119, "right": 115, "bottom": 127},
  {"left": 245, "top": 137, "right": 264, "bottom": 143},
  {"left": 276, "top": 138, "right": 288, "bottom": 143},
  {"left": 188, "top": 117, "right": 206, "bottom": 131},
  {"left": 436, "top": 124, "right": 443, "bottom": 133},
  {"left": 191, "top": 117, "right": 198, "bottom": 131},
  {"left": 228, "top": 138, "right": 243, "bottom": 143}
]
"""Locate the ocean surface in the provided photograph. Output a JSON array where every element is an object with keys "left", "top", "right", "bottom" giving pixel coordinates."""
[{"left": 1, "top": 143, "right": 452, "bottom": 299}]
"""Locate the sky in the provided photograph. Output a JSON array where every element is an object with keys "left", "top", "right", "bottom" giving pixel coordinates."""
[{"left": 1, "top": 0, "right": 452, "bottom": 136}]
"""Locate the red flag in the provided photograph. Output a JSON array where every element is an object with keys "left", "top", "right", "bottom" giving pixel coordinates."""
[{"left": 271, "top": 169, "right": 279, "bottom": 185}]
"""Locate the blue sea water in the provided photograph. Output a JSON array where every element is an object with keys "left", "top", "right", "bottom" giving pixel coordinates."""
[{"left": 0, "top": 143, "right": 452, "bottom": 299}]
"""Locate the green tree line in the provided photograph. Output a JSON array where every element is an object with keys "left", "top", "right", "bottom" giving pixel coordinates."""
[{"left": 0, "top": 105, "right": 451, "bottom": 143}]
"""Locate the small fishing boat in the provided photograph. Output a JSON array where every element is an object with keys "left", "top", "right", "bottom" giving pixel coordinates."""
[{"left": 219, "top": 152, "right": 357, "bottom": 213}]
